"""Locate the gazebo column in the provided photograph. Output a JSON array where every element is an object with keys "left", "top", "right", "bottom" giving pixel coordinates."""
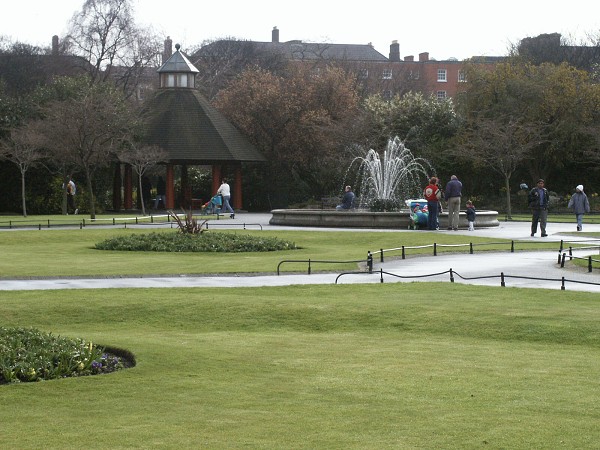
[
  {"left": 166, "top": 164, "right": 175, "bottom": 209},
  {"left": 112, "top": 163, "right": 122, "bottom": 211},
  {"left": 234, "top": 166, "right": 242, "bottom": 210},
  {"left": 181, "top": 164, "right": 190, "bottom": 209},
  {"left": 124, "top": 164, "right": 133, "bottom": 209},
  {"left": 211, "top": 165, "right": 222, "bottom": 196}
]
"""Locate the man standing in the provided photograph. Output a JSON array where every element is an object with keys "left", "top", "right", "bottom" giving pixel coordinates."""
[
  {"left": 528, "top": 179, "right": 549, "bottom": 237},
  {"left": 444, "top": 175, "right": 462, "bottom": 230}
]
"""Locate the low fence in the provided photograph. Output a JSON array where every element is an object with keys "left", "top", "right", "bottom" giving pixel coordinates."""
[{"left": 334, "top": 268, "right": 600, "bottom": 291}]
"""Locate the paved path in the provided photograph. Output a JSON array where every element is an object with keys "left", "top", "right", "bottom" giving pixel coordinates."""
[{"left": 1, "top": 213, "right": 599, "bottom": 292}]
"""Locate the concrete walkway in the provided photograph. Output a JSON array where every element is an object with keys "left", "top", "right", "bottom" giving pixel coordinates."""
[{"left": 2, "top": 213, "right": 600, "bottom": 292}]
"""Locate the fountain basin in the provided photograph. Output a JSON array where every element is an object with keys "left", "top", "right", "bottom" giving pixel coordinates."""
[{"left": 269, "top": 209, "right": 500, "bottom": 229}]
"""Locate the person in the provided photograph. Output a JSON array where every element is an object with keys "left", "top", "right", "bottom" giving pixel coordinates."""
[
  {"left": 466, "top": 200, "right": 476, "bottom": 231},
  {"left": 154, "top": 176, "right": 166, "bottom": 209},
  {"left": 65, "top": 176, "right": 78, "bottom": 215},
  {"left": 336, "top": 186, "right": 355, "bottom": 210},
  {"left": 217, "top": 178, "right": 235, "bottom": 219},
  {"left": 567, "top": 184, "right": 590, "bottom": 231},
  {"left": 444, "top": 175, "right": 462, "bottom": 230},
  {"left": 423, "top": 177, "right": 441, "bottom": 230},
  {"left": 528, "top": 179, "right": 549, "bottom": 237}
]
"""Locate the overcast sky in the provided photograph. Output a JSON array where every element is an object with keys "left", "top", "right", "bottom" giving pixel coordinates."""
[{"left": 2, "top": 0, "right": 599, "bottom": 60}]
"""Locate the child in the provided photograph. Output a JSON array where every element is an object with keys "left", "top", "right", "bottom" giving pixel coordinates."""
[{"left": 466, "top": 200, "right": 476, "bottom": 231}]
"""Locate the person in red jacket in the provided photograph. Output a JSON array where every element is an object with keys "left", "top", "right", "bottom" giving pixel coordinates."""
[{"left": 423, "top": 177, "right": 441, "bottom": 230}]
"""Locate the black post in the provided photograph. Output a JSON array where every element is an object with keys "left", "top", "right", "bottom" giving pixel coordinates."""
[
  {"left": 380, "top": 249, "right": 384, "bottom": 263},
  {"left": 308, "top": 259, "right": 311, "bottom": 275},
  {"left": 559, "top": 240, "right": 564, "bottom": 253},
  {"left": 434, "top": 243, "right": 437, "bottom": 256},
  {"left": 401, "top": 246, "right": 405, "bottom": 260},
  {"left": 510, "top": 241, "right": 514, "bottom": 253},
  {"left": 561, "top": 276, "right": 566, "bottom": 290},
  {"left": 469, "top": 243, "right": 473, "bottom": 254},
  {"left": 449, "top": 268, "right": 454, "bottom": 283},
  {"left": 380, "top": 268, "right": 384, "bottom": 283},
  {"left": 501, "top": 272, "right": 505, "bottom": 287},
  {"left": 367, "top": 252, "right": 373, "bottom": 273},
  {"left": 569, "top": 247, "right": 573, "bottom": 261},
  {"left": 589, "top": 256, "right": 593, "bottom": 273},
  {"left": 561, "top": 253, "right": 566, "bottom": 268}
]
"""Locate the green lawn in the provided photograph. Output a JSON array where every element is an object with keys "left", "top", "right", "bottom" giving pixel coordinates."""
[
  {"left": 0, "top": 226, "right": 564, "bottom": 278},
  {"left": 1, "top": 285, "right": 599, "bottom": 448},
  {"left": 1, "top": 224, "right": 599, "bottom": 448}
]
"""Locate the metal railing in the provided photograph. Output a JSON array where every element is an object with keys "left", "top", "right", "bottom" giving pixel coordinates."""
[{"left": 334, "top": 268, "right": 600, "bottom": 290}]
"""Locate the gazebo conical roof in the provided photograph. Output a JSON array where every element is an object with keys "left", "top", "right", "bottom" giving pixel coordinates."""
[
  {"left": 141, "top": 89, "right": 265, "bottom": 164},
  {"left": 141, "top": 43, "right": 265, "bottom": 164}
]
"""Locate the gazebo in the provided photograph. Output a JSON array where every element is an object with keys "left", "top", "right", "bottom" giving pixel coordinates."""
[{"left": 115, "top": 42, "right": 265, "bottom": 211}]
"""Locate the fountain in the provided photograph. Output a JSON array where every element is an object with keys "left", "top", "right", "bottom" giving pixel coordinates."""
[
  {"left": 350, "top": 136, "right": 430, "bottom": 211},
  {"left": 270, "top": 137, "right": 499, "bottom": 229}
]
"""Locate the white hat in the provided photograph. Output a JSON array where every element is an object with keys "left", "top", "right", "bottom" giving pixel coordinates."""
[{"left": 576, "top": 185, "right": 584, "bottom": 192}]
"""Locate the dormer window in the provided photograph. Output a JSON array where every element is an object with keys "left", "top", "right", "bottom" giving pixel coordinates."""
[{"left": 157, "top": 43, "right": 199, "bottom": 89}]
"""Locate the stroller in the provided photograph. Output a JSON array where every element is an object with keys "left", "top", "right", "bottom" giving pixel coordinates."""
[
  {"left": 408, "top": 202, "right": 428, "bottom": 230},
  {"left": 201, "top": 194, "right": 222, "bottom": 215}
]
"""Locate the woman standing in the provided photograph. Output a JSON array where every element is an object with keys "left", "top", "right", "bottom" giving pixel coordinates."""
[
  {"left": 568, "top": 184, "right": 590, "bottom": 231},
  {"left": 423, "top": 177, "right": 441, "bottom": 231}
]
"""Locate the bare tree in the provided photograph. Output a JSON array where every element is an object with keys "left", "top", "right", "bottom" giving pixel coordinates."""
[
  {"left": 458, "top": 116, "right": 544, "bottom": 218},
  {"left": 119, "top": 142, "right": 168, "bottom": 215},
  {"left": 37, "top": 82, "right": 133, "bottom": 218},
  {"left": 66, "top": 0, "right": 162, "bottom": 97},
  {"left": 0, "top": 124, "right": 47, "bottom": 216}
]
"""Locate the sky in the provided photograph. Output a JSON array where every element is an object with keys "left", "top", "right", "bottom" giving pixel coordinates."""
[{"left": 2, "top": 0, "right": 599, "bottom": 61}]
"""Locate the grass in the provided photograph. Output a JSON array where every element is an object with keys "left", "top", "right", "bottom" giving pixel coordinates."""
[
  {"left": 1, "top": 284, "right": 599, "bottom": 448},
  {"left": 0, "top": 226, "right": 565, "bottom": 278},
  {"left": 1, "top": 219, "right": 599, "bottom": 447}
]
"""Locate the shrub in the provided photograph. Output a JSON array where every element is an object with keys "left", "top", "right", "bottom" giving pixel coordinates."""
[{"left": 95, "top": 231, "right": 298, "bottom": 252}]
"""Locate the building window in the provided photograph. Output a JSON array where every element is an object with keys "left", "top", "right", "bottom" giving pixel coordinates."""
[
  {"left": 382, "top": 69, "right": 392, "bottom": 79},
  {"left": 437, "top": 69, "right": 447, "bottom": 82},
  {"left": 358, "top": 68, "right": 369, "bottom": 79},
  {"left": 436, "top": 91, "right": 447, "bottom": 100},
  {"left": 458, "top": 70, "right": 466, "bottom": 82},
  {"left": 408, "top": 70, "right": 420, "bottom": 80}
]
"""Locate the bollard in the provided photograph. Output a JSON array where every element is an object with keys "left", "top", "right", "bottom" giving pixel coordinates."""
[
  {"left": 500, "top": 272, "right": 505, "bottom": 287},
  {"left": 559, "top": 240, "right": 564, "bottom": 253},
  {"left": 48, "top": 219, "right": 50, "bottom": 228},
  {"left": 308, "top": 259, "right": 311, "bottom": 275},
  {"left": 401, "top": 246, "right": 405, "bottom": 260},
  {"left": 380, "top": 249, "right": 384, "bottom": 263},
  {"left": 367, "top": 252, "right": 373, "bottom": 273},
  {"left": 569, "top": 247, "right": 573, "bottom": 261},
  {"left": 561, "top": 276, "right": 566, "bottom": 290},
  {"left": 80, "top": 222, "right": 83, "bottom": 229},
  {"left": 469, "top": 243, "right": 473, "bottom": 254},
  {"left": 136, "top": 217, "right": 139, "bottom": 224},
  {"left": 124, "top": 223, "right": 127, "bottom": 229},
  {"left": 561, "top": 253, "right": 566, "bottom": 268},
  {"left": 38, "top": 223, "right": 41, "bottom": 230},
  {"left": 380, "top": 268, "right": 384, "bottom": 283},
  {"left": 433, "top": 243, "right": 437, "bottom": 256},
  {"left": 449, "top": 268, "right": 454, "bottom": 283},
  {"left": 510, "top": 241, "right": 514, "bottom": 253},
  {"left": 589, "top": 256, "right": 593, "bottom": 273},
  {"left": 557, "top": 251, "right": 562, "bottom": 264}
]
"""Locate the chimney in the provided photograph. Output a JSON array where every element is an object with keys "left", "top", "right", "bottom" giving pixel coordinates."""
[
  {"left": 272, "top": 26, "right": 279, "bottom": 43},
  {"left": 389, "top": 40, "right": 400, "bottom": 62},
  {"left": 419, "top": 52, "right": 429, "bottom": 62},
  {"left": 52, "top": 35, "right": 59, "bottom": 56},
  {"left": 404, "top": 55, "right": 414, "bottom": 61},
  {"left": 162, "top": 36, "right": 173, "bottom": 64}
]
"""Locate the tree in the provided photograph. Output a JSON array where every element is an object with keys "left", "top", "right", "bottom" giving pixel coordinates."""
[
  {"left": 0, "top": 124, "right": 47, "bottom": 216},
  {"left": 118, "top": 142, "right": 168, "bottom": 215},
  {"left": 456, "top": 60, "right": 600, "bottom": 195},
  {"left": 214, "top": 64, "right": 361, "bottom": 204},
  {"left": 66, "top": 0, "right": 162, "bottom": 97},
  {"left": 457, "top": 116, "right": 543, "bottom": 218},
  {"left": 36, "top": 79, "right": 134, "bottom": 218}
]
